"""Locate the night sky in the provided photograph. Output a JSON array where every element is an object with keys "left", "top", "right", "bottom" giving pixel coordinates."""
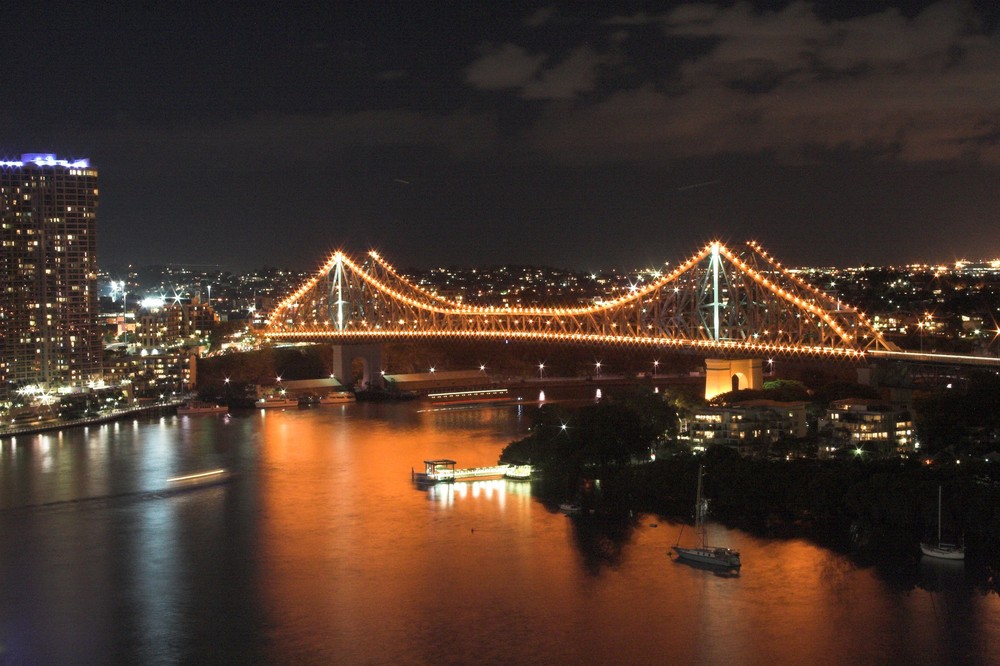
[{"left": 5, "top": 1, "right": 1000, "bottom": 272}]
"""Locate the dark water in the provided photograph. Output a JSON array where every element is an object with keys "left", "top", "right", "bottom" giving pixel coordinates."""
[{"left": 1, "top": 401, "right": 998, "bottom": 665}]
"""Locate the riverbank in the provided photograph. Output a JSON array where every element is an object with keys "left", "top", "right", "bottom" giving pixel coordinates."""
[
  {"left": 526, "top": 450, "right": 1000, "bottom": 589},
  {"left": 0, "top": 401, "right": 183, "bottom": 439}
]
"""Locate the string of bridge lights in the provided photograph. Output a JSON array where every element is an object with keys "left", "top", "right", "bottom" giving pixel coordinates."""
[{"left": 265, "top": 241, "right": 894, "bottom": 356}]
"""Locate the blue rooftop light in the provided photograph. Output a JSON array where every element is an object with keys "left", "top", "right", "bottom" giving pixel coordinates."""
[{"left": 0, "top": 154, "right": 91, "bottom": 168}]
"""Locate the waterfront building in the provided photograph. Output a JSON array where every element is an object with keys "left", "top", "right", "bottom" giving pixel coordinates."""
[
  {"left": 0, "top": 154, "right": 101, "bottom": 393},
  {"left": 104, "top": 350, "right": 195, "bottom": 398},
  {"left": 684, "top": 400, "right": 807, "bottom": 456},
  {"left": 136, "top": 303, "right": 185, "bottom": 348},
  {"left": 818, "top": 398, "right": 914, "bottom": 456},
  {"left": 134, "top": 296, "right": 218, "bottom": 350}
]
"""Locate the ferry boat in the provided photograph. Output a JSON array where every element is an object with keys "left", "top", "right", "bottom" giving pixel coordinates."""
[
  {"left": 412, "top": 460, "right": 532, "bottom": 484},
  {"left": 426, "top": 388, "right": 512, "bottom": 406},
  {"left": 166, "top": 468, "right": 233, "bottom": 487},
  {"left": 255, "top": 396, "right": 299, "bottom": 409},
  {"left": 672, "top": 465, "right": 741, "bottom": 570},
  {"left": 319, "top": 391, "right": 356, "bottom": 405},
  {"left": 177, "top": 401, "right": 228, "bottom": 415},
  {"left": 504, "top": 465, "right": 532, "bottom": 480}
]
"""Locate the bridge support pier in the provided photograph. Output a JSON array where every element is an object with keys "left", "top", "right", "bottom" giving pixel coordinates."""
[
  {"left": 331, "top": 344, "right": 384, "bottom": 390},
  {"left": 705, "top": 358, "right": 762, "bottom": 400}
]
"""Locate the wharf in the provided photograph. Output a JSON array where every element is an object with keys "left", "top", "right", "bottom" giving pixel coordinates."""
[{"left": 0, "top": 402, "right": 184, "bottom": 439}]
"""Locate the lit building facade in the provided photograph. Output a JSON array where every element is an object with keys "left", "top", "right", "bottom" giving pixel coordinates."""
[
  {"left": 134, "top": 297, "right": 218, "bottom": 349},
  {"left": 684, "top": 400, "right": 808, "bottom": 456},
  {"left": 0, "top": 154, "right": 101, "bottom": 391},
  {"left": 105, "top": 351, "right": 195, "bottom": 398},
  {"left": 819, "top": 398, "right": 914, "bottom": 456}
]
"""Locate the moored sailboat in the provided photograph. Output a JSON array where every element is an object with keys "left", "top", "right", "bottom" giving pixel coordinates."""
[
  {"left": 672, "top": 465, "right": 741, "bottom": 570},
  {"left": 921, "top": 485, "right": 964, "bottom": 561}
]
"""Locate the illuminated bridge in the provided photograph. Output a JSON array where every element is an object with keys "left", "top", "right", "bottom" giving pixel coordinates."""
[{"left": 264, "top": 240, "right": 899, "bottom": 359}]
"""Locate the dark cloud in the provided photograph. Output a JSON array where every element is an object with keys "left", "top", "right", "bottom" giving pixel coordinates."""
[
  {"left": 85, "top": 111, "right": 499, "bottom": 167},
  {"left": 524, "top": 6, "right": 557, "bottom": 28},
  {"left": 4, "top": 1, "right": 999, "bottom": 270},
  {"left": 466, "top": 43, "right": 547, "bottom": 90},
  {"left": 513, "top": 1, "right": 1000, "bottom": 165},
  {"left": 521, "top": 46, "right": 610, "bottom": 100}
]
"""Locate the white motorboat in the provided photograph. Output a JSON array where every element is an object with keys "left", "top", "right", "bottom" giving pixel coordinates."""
[
  {"left": 319, "top": 391, "right": 356, "bottom": 405},
  {"left": 255, "top": 396, "right": 299, "bottom": 409},
  {"left": 177, "top": 401, "right": 228, "bottom": 415}
]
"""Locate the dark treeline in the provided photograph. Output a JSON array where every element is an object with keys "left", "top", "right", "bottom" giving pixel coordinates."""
[
  {"left": 501, "top": 391, "right": 1000, "bottom": 593},
  {"left": 915, "top": 371, "right": 1000, "bottom": 456}
]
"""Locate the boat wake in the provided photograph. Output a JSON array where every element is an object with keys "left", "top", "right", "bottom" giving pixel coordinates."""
[{"left": 0, "top": 469, "right": 234, "bottom": 513}]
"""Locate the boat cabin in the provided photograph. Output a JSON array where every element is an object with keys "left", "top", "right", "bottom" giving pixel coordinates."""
[{"left": 422, "top": 459, "right": 456, "bottom": 482}]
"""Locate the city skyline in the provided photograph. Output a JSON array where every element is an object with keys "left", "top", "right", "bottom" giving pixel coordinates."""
[{"left": 5, "top": 1, "right": 1000, "bottom": 272}]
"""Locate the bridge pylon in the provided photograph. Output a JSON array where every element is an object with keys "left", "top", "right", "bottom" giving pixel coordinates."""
[
  {"left": 331, "top": 343, "right": 383, "bottom": 389},
  {"left": 705, "top": 358, "right": 763, "bottom": 400}
]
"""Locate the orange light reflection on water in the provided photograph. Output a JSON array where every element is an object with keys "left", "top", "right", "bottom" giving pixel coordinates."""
[{"left": 248, "top": 405, "right": 1000, "bottom": 664}]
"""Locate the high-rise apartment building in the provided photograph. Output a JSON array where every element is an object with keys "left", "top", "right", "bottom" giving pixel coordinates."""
[{"left": 0, "top": 153, "right": 101, "bottom": 390}]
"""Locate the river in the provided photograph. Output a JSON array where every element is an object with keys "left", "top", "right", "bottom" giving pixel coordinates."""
[{"left": 1, "top": 400, "right": 998, "bottom": 664}]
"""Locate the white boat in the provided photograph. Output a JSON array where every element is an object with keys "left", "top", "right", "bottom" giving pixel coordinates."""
[
  {"left": 255, "top": 396, "right": 299, "bottom": 409},
  {"left": 319, "top": 391, "right": 356, "bottom": 405},
  {"left": 504, "top": 465, "right": 532, "bottom": 480},
  {"left": 921, "top": 486, "right": 965, "bottom": 561},
  {"left": 672, "top": 465, "right": 741, "bottom": 570},
  {"left": 559, "top": 502, "right": 582, "bottom": 514},
  {"left": 177, "top": 401, "right": 228, "bottom": 415},
  {"left": 427, "top": 388, "right": 512, "bottom": 406}
]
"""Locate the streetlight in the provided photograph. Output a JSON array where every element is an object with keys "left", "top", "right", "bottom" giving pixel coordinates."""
[
  {"left": 919, "top": 312, "right": 932, "bottom": 353},
  {"left": 538, "top": 363, "right": 545, "bottom": 380},
  {"left": 652, "top": 360, "right": 659, "bottom": 377},
  {"left": 595, "top": 361, "right": 602, "bottom": 378}
]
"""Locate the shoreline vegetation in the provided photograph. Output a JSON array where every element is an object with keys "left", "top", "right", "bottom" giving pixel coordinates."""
[{"left": 500, "top": 386, "right": 1000, "bottom": 593}]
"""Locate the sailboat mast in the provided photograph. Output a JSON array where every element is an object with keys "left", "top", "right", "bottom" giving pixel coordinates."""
[
  {"left": 696, "top": 465, "right": 705, "bottom": 547},
  {"left": 938, "top": 485, "right": 942, "bottom": 545}
]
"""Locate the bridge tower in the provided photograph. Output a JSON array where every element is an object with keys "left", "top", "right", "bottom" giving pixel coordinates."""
[
  {"left": 331, "top": 344, "right": 383, "bottom": 390},
  {"left": 705, "top": 358, "right": 763, "bottom": 400}
]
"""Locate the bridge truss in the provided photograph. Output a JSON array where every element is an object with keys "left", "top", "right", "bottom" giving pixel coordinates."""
[{"left": 264, "top": 241, "right": 899, "bottom": 358}]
